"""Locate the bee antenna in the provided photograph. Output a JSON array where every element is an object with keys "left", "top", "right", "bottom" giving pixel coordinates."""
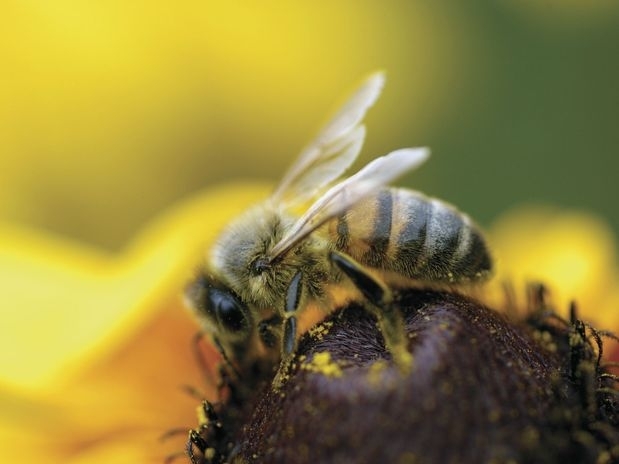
[
  {"left": 191, "top": 331, "right": 219, "bottom": 388},
  {"left": 213, "top": 337, "right": 242, "bottom": 380},
  {"left": 159, "top": 427, "right": 189, "bottom": 442},
  {"left": 163, "top": 450, "right": 188, "bottom": 464},
  {"left": 180, "top": 384, "right": 206, "bottom": 401}
]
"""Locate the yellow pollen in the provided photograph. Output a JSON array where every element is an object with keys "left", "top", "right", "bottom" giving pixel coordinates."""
[{"left": 301, "top": 351, "right": 343, "bottom": 378}]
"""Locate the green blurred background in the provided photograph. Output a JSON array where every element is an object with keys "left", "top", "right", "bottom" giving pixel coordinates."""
[{"left": 2, "top": 1, "right": 618, "bottom": 251}]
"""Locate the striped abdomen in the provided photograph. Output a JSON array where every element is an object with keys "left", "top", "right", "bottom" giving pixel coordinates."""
[{"left": 328, "top": 188, "right": 492, "bottom": 283}]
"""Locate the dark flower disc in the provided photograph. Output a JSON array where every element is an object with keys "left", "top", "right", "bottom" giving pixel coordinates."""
[{"left": 188, "top": 289, "right": 619, "bottom": 464}]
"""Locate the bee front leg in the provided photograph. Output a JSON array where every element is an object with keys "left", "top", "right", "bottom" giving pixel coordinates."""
[
  {"left": 329, "top": 251, "right": 413, "bottom": 373},
  {"left": 272, "top": 271, "right": 303, "bottom": 389},
  {"left": 283, "top": 270, "right": 303, "bottom": 356}
]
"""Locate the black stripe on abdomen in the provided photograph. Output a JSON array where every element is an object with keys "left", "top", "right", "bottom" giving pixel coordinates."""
[
  {"left": 394, "top": 195, "right": 429, "bottom": 277},
  {"left": 450, "top": 229, "right": 492, "bottom": 278},
  {"left": 362, "top": 190, "right": 393, "bottom": 267}
]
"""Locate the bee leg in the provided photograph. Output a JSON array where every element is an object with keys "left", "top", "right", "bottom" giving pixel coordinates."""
[
  {"left": 272, "top": 271, "right": 303, "bottom": 389},
  {"left": 198, "top": 400, "right": 224, "bottom": 441},
  {"left": 186, "top": 428, "right": 208, "bottom": 464},
  {"left": 283, "top": 315, "right": 298, "bottom": 356},
  {"left": 330, "top": 251, "right": 413, "bottom": 373},
  {"left": 185, "top": 400, "right": 224, "bottom": 464},
  {"left": 258, "top": 314, "right": 283, "bottom": 349},
  {"left": 283, "top": 270, "right": 303, "bottom": 356}
]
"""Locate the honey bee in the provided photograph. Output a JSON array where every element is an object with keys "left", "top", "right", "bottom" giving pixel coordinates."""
[{"left": 185, "top": 72, "right": 492, "bottom": 378}]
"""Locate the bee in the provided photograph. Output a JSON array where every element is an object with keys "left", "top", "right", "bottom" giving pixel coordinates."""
[{"left": 185, "top": 72, "right": 492, "bottom": 379}]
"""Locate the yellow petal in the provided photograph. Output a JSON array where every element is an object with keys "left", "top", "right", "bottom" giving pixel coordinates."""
[
  {"left": 0, "top": 299, "right": 210, "bottom": 463},
  {"left": 0, "top": 182, "right": 270, "bottom": 393},
  {"left": 489, "top": 205, "right": 619, "bottom": 328}
]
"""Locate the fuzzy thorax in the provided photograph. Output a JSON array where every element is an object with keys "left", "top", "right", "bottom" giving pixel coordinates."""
[{"left": 210, "top": 204, "right": 332, "bottom": 311}]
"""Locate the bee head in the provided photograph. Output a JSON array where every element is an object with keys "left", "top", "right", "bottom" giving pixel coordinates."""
[{"left": 185, "top": 273, "right": 253, "bottom": 347}]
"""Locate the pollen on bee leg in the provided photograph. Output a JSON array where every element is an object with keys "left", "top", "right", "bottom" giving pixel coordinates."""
[
  {"left": 297, "top": 303, "right": 327, "bottom": 337},
  {"left": 272, "top": 352, "right": 296, "bottom": 391},
  {"left": 353, "top": 291, "right": 414, "bottom": 373},
  {"left": 330, "top": 250, "right": 413, "bottom": 372},
  {"left": 376, "top": 301, "right": 414, "bottom": 374}
]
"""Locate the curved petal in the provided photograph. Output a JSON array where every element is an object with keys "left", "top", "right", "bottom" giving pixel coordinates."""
[
  {"left": 488, "top": 205, "right": 619, "bottom": 329},
  {"left": 0, "top": 183, "right": 270, "bottom": 393}
]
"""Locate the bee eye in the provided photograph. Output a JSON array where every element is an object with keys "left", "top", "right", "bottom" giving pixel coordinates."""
[
  {"left": 186, "top": 274, "right": 252, "bottom": 339},
  {"left": 208, "top": 288, "right": 249, "bottom": 334}
]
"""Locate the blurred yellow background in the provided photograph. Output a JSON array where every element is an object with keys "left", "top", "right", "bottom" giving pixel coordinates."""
[
  {"left": 2, "top": 4, "right": 619, "bottom": 461},
  {"left": 3, "top": 1, "right": 618, "bottom": 250}
]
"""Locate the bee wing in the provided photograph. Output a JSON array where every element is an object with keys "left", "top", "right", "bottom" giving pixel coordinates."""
[
  {"left": 268, "top": 147, "right": 430, "bottom": 261},
  {"left": 271, "top": 72, "right": 386, "bottom": 207}
]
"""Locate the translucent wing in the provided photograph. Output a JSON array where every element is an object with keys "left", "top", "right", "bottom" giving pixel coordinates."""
[
  {"left": 267, "top": 147, "right": 430, "bottom": 261},
  {"left": 271, "top": 72, "right": 386, "bottom": 206}
]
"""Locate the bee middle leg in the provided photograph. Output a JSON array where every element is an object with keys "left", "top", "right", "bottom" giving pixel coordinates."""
[
  {"left": 330, "top": 251, "right": 413, "bottom": 373},
  {"left": 257, "top": 314, "right": 283, "bottom": 349}
]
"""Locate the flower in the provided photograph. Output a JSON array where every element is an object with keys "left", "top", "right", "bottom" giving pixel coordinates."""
[
  {"left": 488, "top": 205, "right": 619, "bottom": 333},
  {"left": 0, "top": 183, "right": 270, "bottom": 463},
  {"left": 2, "top": 185, "right": 618, "bottom": 463}
]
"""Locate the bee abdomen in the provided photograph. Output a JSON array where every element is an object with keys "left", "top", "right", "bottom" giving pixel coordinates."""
[{"left": 330, "top": 188, "right": 492, "bottom": 283}]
